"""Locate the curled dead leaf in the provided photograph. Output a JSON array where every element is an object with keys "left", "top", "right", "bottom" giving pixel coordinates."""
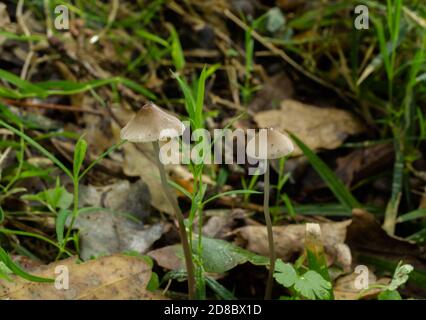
[
  {"left": 334, "top": 271, "right": 390, "bottom": 300},
  {"left": 0, "top": 254, "right": 165, "bottom": 300},
  {"left": 254, "top": 99, "right": 364, "bottom": 156},
  {"left": 235, "top": 220, "right": 352, "bottom": 270}
]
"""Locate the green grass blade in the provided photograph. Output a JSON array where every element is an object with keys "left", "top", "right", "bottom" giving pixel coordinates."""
[
  {"left": 79, "top": 140, "right": 125, "bottom": 180},
  {"left": 202, "top": 190, "right": 261, "bottom": 206},
  {"left": 0, "top": 247, "right": 53, "bottom": 283},
  {"left": 135, "top": 29, "right": 169, "bottom": 47},
  {"left": 169, "top": 26, "right": 185, "bottom": 70},
  {"left": 205, "top": 276, "right": 237, "bottom": 300},
  {"left": 290, "top": 133, "right": 360, "bottom": 210},
  {"left": 397, "top": 208, "right": 426, "bottom": 223},
  {"left": 0, "top": 206, "right": 4, "bottom": 224},
  {"left": 0, "top": 119, "right": 73, "bottom": 179},
  {"left": 0, "top": 69, "right": 47, "bottom": 98}
]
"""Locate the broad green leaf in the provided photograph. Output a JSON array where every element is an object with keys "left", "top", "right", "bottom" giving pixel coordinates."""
[
  {"left": 0, "top": 247, "right": 53, "bottom": 283},
  {"left": 195, "top": 237, "right": 269, "bottom": 273},
  {"left": 273, "top": 260, "right": 298, "bottom": 287},
  {"left": 290, "top": 133, "right": 360, "bottom": 210},
  {"left": 22, "top": 186, "right": 73, "bottom": 210},
  {"left": 304, "top": 224, "right": 333, "bottom": 300},
  {"left": 378, "top": 289, "right": 402, "bottom": 300},
  {"left": 146, "top": 272, "right": 160, "bottom": 291},
  {"left": 45, "top": 186, "right": 73, "bottom": 210},
  {"left": 205, "top": 276, "right": 237, "bottom": 300},
  {"left": 155, "top": 239, "right": 268, "bottom": 274},
  {"left": 294, "top": 270, "right": 332, "bottom": 300}
]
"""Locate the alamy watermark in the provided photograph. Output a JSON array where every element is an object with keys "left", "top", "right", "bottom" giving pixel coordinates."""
[
  {"left": 354, "top": 4, "right": 369, "bottom": 30},
  {"left": 54, "top": 265, "right": 69, "bottom": 290},
  {"left": 54, "top": 5, "right": 69, "bottom": 30},
  {"left": 158, "top": 123, "right": 272, "bottom": 175}
]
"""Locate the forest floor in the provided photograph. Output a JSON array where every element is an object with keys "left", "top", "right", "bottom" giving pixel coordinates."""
[{"left": 0, "top": 0, "right": 425, "bottom": 300}]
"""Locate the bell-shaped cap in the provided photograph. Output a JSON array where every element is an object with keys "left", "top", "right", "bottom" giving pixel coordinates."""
[
  {"left": 120, "top": 102, "right": 185, "bottom": 142},
  {"left": 246, "top": 128, "right": 294, "bottom": 160}
]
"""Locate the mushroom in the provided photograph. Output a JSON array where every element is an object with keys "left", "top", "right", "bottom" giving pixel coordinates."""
[
  {"left": 120, "top": 102, "right": 195, "bottom": 299},
  {"left": 246, "top": 128, "right": 294, "bottom": 299}
]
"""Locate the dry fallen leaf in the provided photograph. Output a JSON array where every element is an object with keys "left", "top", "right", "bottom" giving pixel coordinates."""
[
  {"left": 347, "top": 209, "right": 426, "bottom": 265},
  {"left": 335, "top": 144, "right": 394, "bottom": 187},
  {"left": 334, "top": 271, "right": 390, "bottom": 300},
  {"left": 254, "top": 99, "right": 364, "bottom": 156},
  {"left": 79, "top": 179, "right": 151, "bottom": 219},
  {"left": 121, "top": 142, "right": 174, "bottom": 215},
  {"left": 148, "top": 245, "right": 183, "bottom": 271},
  {"left": 235, "top": 220, "right": 352, "bottom": 270},
  {"left": 73, "top": 211, "right": 164, "bottom": 260},
  {"left": 201, "top": 209, "right": 247, "bottom": 239},
  {"left": 248, "top": 73, "right": 294, "bottom": 113},
  {"left": 0, "top": 4, "right": 9, "bottom": 24},
  {"left": 0, "top": 254, "right": 165, "bottom": 300}
]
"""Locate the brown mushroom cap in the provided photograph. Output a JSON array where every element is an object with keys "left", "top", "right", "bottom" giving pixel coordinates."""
[
  {"left": 120, "top": 102, "right": 185, "bottom": 142},
  {"left": 246, "top": 128, "right": 294, "bottom": 160}
]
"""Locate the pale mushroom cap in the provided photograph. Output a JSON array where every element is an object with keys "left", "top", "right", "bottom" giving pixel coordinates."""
[
  {"left": 120, "top": 102, "right": 185, "bottom": 142},
  {"left": 246, "top": 128, "right": 294, "bottom": 160}
]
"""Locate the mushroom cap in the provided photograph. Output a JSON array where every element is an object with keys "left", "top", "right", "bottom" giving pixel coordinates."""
[
  {"left": 120, "top": 102, "right": 185, "bottom": 142},
  {"left": 246, "top": 128, "right": 294, "bottom": 160}
]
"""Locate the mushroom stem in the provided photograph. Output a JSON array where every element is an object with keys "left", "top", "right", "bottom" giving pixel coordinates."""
[
  {"left": 152, "top": 141, "right": 196, "bottom": 300},
  {"left": 263, "top": 160, "right": 275, "bottom": 300}
]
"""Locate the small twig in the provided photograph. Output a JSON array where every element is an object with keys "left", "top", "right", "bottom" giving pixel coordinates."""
[
  {"left": 223, "top": 9, "right": 353, "bottom": 101},
  {"left": 0, "top": 147, "right": 12, "bottom": 170},
  {"left": 1, "top": 99, "right": 105, "bottom": 115},
  {"left": 16, "top": 0, "right": 34, "bottom": 80},
  {"left": 43, "top": 0, "right": 53, "bottom": 38}
]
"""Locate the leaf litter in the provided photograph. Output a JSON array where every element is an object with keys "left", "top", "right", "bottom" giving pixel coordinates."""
[{"left": 0, "top": 0, "right": 425, "bottom": 301}]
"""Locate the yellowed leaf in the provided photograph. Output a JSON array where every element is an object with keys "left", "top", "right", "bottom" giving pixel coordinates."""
[
  {"left": 235, "top": 221, "right": 351, "bottom": 269},
  {"left": 254, "top": 99, "right": 365, "bottom": 156},
  {"left": 0, "top": 254, "right": 165, "bottom": 300},
  {"left": 334, "top": 271, "right": 390, "bottom": 300}
]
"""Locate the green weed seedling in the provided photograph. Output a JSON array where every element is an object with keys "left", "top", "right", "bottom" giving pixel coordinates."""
[
  {"left": 274, "top": 259, "right": 332, "bottom": 300},
  {"left": 359, "top": 261, "right": 413, "bottom": 300}
]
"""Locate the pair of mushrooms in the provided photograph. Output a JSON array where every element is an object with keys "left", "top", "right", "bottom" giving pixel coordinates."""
[{"left": 120, "top": 102, "right": 293, "bottom": 300}]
